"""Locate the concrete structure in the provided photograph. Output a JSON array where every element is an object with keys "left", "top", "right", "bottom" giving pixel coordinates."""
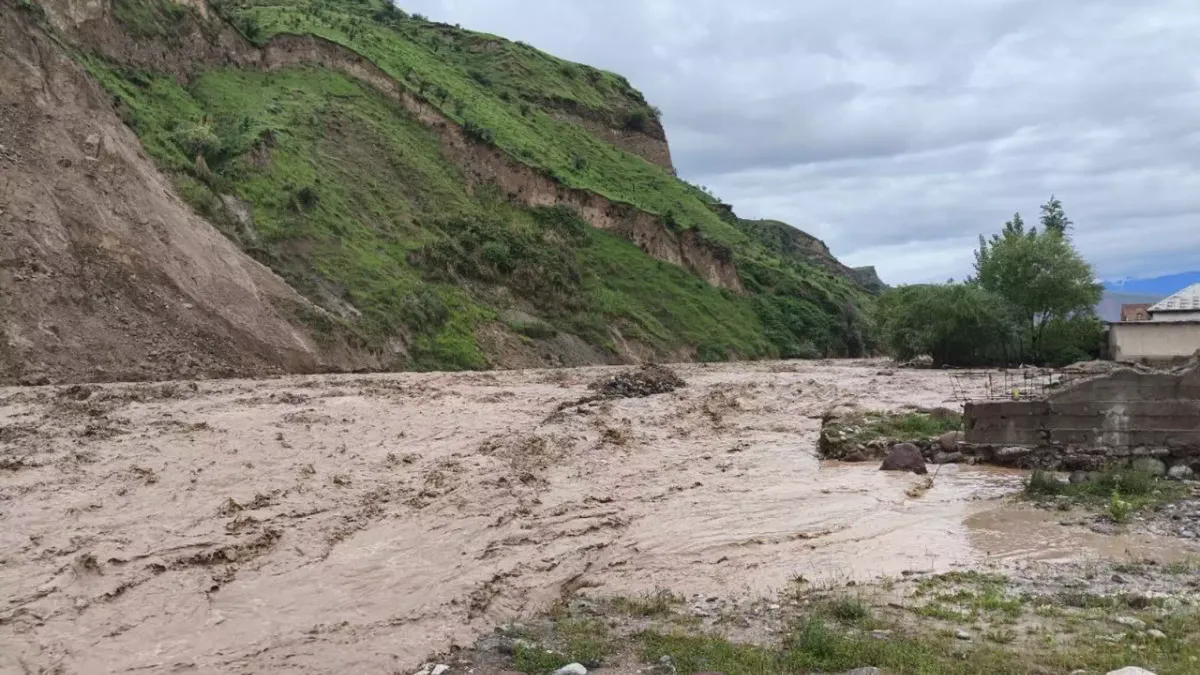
[
  {"left": 1148, "top": 283, "right": 1200, "bottom": 322},
  {"left": 1120, "top": 303, "right": 1152, "bottom": 322},
  {"left": 1109, "top": 321, "right": 1200, "bottom": 362},
  {"left": 963, "top": 367, "right": 1200, "bottom": 470}
]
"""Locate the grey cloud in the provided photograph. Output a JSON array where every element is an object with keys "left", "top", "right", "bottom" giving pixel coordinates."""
[{"left": 400, "top": 0, "right": 1200, "bottom": 284}]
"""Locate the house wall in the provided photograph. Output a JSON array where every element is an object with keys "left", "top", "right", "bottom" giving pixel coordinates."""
[{"left": 1109, "top": 322, "right": 1200, "bottom": 361}]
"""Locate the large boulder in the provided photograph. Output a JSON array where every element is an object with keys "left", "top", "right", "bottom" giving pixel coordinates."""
[
  {"left": 880, "top": 443, "right": 927, "bottom": 475},
  {"left": 1131, "top": 457, "right": 1167, "bottom": 477}
]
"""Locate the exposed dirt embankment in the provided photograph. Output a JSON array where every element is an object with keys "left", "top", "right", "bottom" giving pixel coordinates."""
[
  {"left": 45, "top": 0, "right": 744, "bottom": 292},
  {"left": 0, "top": 5, "right": 376, "bottom": 385},
  {"left": 545, "top": 104, "right": 675, "bottom": 173}
]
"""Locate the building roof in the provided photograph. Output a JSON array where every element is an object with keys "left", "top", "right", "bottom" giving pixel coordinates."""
[{"left": 1149, "top": 283, "right": 1200, "bottom": 313}]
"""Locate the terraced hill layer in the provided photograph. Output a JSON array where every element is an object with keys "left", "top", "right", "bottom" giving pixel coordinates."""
[{"left": 1, "top": 0, "right": 878, "bottom": 382}]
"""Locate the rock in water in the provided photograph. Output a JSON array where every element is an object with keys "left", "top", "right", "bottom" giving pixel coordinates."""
[
  {"left": 937, "top": 430, "right": 964, "bottom": 451},
  {"left": 880, "top": 443, "right": 927, "bottom": 474}
]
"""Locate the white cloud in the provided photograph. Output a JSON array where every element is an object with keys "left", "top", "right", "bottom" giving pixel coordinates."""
[{"left": 400, "top": 0, "right": 1200, "bottom": 283}]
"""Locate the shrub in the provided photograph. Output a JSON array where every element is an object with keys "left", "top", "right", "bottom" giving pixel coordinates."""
[
  {"left": 171, "top": 121, "right": 223, "bottom": 161},
  {"left": 1025, "top": 470, "right": 1066, "bottom": 497},
  {"left": 235, "top": 14, "right": 263, "bottom": 41},
  {"left": 399, "top": 287, "right": 449, "bottom": 333},
  {"left": 292, "top": 185, "right": 319, "bottom": 211},
  {"left": 468, "top": 69, "right": 492, "bottom": 87},
  {"left": 1109, "top": 491, "right": 1133, "bottom": 524},
  {"left": 462, "top": 120, "right": 494, "bottom": 145},
  {"left": 623, "top": 110, "right": 649, "bottom": 131},
  {"left": 875, "top": 283, "right": 1016, "bottom": 367}
]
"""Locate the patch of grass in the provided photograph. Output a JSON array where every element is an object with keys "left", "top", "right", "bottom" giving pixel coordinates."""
[
  {"left": 113, "top": 0, "right": 197, "bottom": 39},
  {"left": 1023, "top": 465, "right": 1186, "bottom": 514},
  {"left": 824, "top": 597, "right": 872, "bottom": 624},
  {"left": 635, "top": 608, "right": 1200, "bottom": 675},
  {"left": 610, "top": 591, "right": 685, "bottom": 618},
  {"left": 513, "top": 615, "right": 611, "bottom": 673},
  {"left": 1166, "top": 557, "right": 1200, "bottom": 575}
]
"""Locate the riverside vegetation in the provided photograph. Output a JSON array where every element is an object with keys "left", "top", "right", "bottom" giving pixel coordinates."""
[{"left": 876, "top": 197, "right": 1105, "bottom": 368}]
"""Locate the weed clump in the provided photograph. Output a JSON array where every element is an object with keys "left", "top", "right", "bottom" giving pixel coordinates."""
[{"left": 1023, "top": 465, "right": 1183, "bottom": 516}]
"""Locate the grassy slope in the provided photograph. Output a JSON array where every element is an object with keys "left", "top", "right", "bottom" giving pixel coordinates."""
[
  {"left": 215, "top": 0, "right": 876, "bottom": 357},
  {"left": 91, "top": 0, "right": 875, "bottom": 370},
  {"left": 85, "top": 54, "right": 773, "bottom": 366}
]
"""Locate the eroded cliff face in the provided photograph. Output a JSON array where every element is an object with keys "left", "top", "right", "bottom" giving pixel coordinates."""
[
  {"left": 0, "top": 4, "right": 374, "bottom": 383},
  {"left": 36, "top": 3, "right": 740, "bottom": 293},
  {"left": 2, "top": 0, "right": 874, "bottom": 382}
]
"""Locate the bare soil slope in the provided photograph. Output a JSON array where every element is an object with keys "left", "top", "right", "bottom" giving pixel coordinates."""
[{"left": 0, "top": 5, "right": 379, "bottom": 385}]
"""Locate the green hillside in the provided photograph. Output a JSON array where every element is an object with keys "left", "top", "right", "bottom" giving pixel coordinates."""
[{"left": 84, "top": 0, "right": 876, "bottom": 368}]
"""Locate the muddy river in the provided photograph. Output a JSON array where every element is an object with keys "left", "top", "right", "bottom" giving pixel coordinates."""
[{"left": 0, "top": 361, "right": 1193, "bottom": 673}]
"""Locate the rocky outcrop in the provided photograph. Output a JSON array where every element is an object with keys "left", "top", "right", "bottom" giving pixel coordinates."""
[
  {"left": 0, "top": 4, "right": 375, "bottom": 384},
  {"left": 545, "top": 104, "right": 675, "bottom": 172}
]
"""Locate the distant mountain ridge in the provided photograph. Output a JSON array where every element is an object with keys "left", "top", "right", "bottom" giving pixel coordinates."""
[
  {"left": 1105, "top": 271, "right": 1200, "bottom": 296},
  {"left": 1096, "top": 271, "right": 1198, "bottom": 321}
]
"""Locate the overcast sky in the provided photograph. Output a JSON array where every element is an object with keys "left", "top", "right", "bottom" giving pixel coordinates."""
[{"left": 401, "top": 0, "right": 1200, "bottom": 285}]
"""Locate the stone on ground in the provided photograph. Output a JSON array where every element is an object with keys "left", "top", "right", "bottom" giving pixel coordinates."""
[
  {"left": 938, "top": 430, "right": 964, "bottom": 451},
  {"left": 1106, "top": 668, "right": 1157, "bottom": 675},
  {"left": 1167, "top": 463, "right": 1195, "bottom": 481},
  {"left": 552, "top": 664, "right": 588, "bottom": 675},
  {"left": 880, "top": 442, "right": 927, "bottom": 474},
  {"left": 1131, "top": 457, "right": 1167, "bottom": 477}
]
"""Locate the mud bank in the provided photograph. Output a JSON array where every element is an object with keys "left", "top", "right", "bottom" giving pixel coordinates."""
[{"left": 2, "top": 360, "right": 1196, "bottom": 673}]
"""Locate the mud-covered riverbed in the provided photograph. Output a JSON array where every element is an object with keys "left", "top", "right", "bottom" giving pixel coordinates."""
[{"left": 1, "top": 361, "right": 1195, "bottom": 673}]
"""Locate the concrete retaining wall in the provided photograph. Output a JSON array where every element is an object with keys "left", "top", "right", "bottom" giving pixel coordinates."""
[
  {"left": 1109, "top": 321, "right": 1200, "bottom": 361},
  {"left": 963, "top": 368, "right": 1200, "bottom": 469}
]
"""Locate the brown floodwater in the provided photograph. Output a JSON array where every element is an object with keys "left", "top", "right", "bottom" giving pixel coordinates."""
[{"left": 2, "top": 361, "right": 1195, "bottom": 673}]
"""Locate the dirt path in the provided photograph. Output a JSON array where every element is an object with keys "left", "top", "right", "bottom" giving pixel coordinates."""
[{"left": 1, "top": 361, "right": 1194, "bottom": 673}]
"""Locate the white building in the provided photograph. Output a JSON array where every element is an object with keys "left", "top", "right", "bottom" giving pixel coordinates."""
[
  {"left": 1149, "top": 283, "right": 1200, "bottom": 322},
  {"left": 1110, "top": 282, "right": 1200, "bottom": 361}
]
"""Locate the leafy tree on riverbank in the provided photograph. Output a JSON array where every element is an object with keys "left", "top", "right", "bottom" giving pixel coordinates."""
[{"left": 877, "top": 197, "right": 1103, "bottom": 367}]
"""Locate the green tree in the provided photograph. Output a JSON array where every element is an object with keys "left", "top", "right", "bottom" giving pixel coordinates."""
[
  {"left": 875, "top": 284, "right": 1016, "bottom": 367},
  {"left": 973, "top": 198, "right": 1101, "bottom": 362},
  {"left": 1039, "top": 194, "right": 1072, "bottom": 236}
]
